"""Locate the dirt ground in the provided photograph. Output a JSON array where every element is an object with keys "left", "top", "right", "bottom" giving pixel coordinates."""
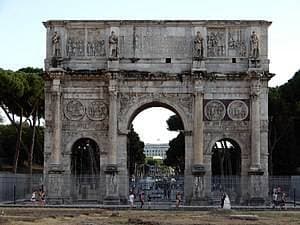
[{"left": 0, "top": 207, "right": 299, "bottom": 225}]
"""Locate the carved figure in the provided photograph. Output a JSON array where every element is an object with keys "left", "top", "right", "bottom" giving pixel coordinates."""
[
  {"left": 67, "top": 39, "right": 73, "bottom": 56},
  {"left": 250, "top": 31, "right": 259, "bottom": 58},
  {"left": 52, "top": 31, "right": 60, "bottom": 57},
  {"left": 207, "top": 30, "right": 226, "bottom": 57},
  {"left": 194, "top": 31, "right": 204, "bottom": 58},
  {"left": 109, "top": 31, "right": 118, "bottom": 58}
]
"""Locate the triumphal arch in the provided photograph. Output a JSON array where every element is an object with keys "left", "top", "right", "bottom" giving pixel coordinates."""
[{"left": 43, "top": 20, "right": 273, "bottom": 205}]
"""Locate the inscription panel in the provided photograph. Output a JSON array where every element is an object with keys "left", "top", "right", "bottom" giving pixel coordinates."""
[{"left": 134, "top": 27, "right": 191, "bottom": 58}]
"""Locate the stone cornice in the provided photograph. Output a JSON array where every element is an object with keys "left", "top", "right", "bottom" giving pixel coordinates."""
[{"left": 43, "top": 20, "right": 272, "bottom": 28}]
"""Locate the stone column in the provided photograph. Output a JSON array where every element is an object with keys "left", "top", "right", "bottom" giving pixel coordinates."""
[
  {"left": 49, "top": 77, "right": 63, "bottom": 170},
  {"left": 46, "top": 71, "right": 65, "bottom": 204},
  {"left": 248, "top": 78, "right": 265, "bottom": 205},
  {"left": 250, "top": 79, "right": 262, "bottom": 172},
  {"left": 193, "top": 91, "right": 204, "bottom": 166},
  {"left": 108, "top": 78, "right": 118, "bottom": 165},
  {"left": 191, "top": 81, "right": 206, "bottom": 204},
  {"left": 104, "top": 74, "right": 120, "bottom": 204}
]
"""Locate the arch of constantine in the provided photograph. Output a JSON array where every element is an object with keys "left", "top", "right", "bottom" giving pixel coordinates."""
[{"left": 43, "top": 20, "right": 273, "bottom": 205}]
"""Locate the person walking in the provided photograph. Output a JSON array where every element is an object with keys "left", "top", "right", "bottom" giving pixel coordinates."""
[
  {"left": 129, "top": 191, "right": 135, "bottom": 208},
  {"left": 176, "top": 192, "right": 182, "bottom": 208},
  {"left": 139, "top": 192, "right": 145, "bottom": 208}
]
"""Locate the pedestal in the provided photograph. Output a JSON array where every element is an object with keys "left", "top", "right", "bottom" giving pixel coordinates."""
[
  {"left": 192, "top": 59, "right": 206, "bottom": 72},
  {"left": 104, "top": 164, "right": 120, "bottom": 205},
  {"left": 248, "top": 59, "right": 261, "bottom": 71},
  {"left": 46, "top": 164, "right": 66, "bottom": 204},
  {"left": 191, "top": 164, "right": 207, "bottom": 205},
  {"left": 107, "top": 59, "right": 119, "bottom": 71},
  {"left": 248, "top": 170, "right": 267, "bottom": 205}
]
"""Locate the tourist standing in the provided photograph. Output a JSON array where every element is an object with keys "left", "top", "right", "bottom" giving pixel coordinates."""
[{"left": 176, "top": 192, "right": 182, "bottom": 208}]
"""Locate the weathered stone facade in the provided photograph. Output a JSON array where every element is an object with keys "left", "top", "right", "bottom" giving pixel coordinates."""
[{"left": 43, "top": 20, "right": 273, "bottom": 204}]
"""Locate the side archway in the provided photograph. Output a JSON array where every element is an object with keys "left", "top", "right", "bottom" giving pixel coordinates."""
[
  {"left": 210, "top": 137, "right": 242, "bottom": 204},
  {"left": 71, "top": 138, "right": 100, "bottom": 175},
  {"left": 70, "top": 138, "right": 101, "bottom": 202}
]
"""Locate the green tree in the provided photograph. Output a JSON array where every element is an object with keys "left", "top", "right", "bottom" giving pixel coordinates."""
[
  {"left": 127, "top": 125, "right": 145, "bottom": 176},
  {"left": 0, "top": 68, "right": 44, "bottom": 173},
  {"left": 164, "top": 115, "right": 185, "bottom": 175},
  {"left": 0, "top": 124, "right": 44, "bottom": 172},
  {"left": 18, "top": 68, "right": 44, "bottom": 175},
  {"left": 269, "top": 70, "right": 300, "bottom": 175}
]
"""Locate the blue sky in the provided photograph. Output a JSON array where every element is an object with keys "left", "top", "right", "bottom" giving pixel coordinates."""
[{"left": 1, "top": 0, "right": 300, "bottom": 143}]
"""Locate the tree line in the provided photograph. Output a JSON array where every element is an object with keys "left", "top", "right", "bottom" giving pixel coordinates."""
[{"left": 0, "top": 67, "right": 44, "bottom": 174}]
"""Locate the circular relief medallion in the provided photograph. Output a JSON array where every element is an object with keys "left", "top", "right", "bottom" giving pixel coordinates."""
[
  {"left": 64, "top": 100, "right": 85, "bottom": 120},
  {"left": 227, "top": 100, "right": 249, "bottom": 121},
  {"left": 87, "top": 101, "right": 108, "bottom": 121},
  {"left": 204, "top": 100, "right": 226, "bottom": 121}
]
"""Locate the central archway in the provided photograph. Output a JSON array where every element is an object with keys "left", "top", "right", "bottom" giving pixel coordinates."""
[{"left": 125, "top": 101, "right": 188, "bottom": 204}]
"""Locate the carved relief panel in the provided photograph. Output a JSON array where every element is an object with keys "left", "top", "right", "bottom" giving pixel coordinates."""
[
  {"left": 204, "top": 99, "right": 249, "bottom": 121},
  {"left": 66, "top": 29, "right": 85, "bottom": 57},
  {"left": 228, "top": 28, "right": 247, "bottom": 57},
  {"left": 63, "top": 99, "right": 108, "bottom": 121},
  {"left": 207, "top": 28, "right": 226, "bottom": 57},
  {"left": 87, "top": 29, "right": 106, "bottom": 57}
]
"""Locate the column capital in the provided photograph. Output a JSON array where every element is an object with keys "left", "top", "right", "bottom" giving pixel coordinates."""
[{"left": 250, "top": 79, "right": 261, "bottom": 99}]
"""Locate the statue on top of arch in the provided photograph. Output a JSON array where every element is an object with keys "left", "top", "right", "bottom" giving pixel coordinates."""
[
  {"left": 250, "top": 31, "right": 259, "bottom": 59},
  {"left": 194, "top": 31, "right": 204, "bottom": 59},
  {"left": 109, "top": 31, "right": 118, "bottom": 58}
]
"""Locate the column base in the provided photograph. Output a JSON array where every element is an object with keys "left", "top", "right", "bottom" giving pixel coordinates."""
[
  {"left": 248, "top": 170, "right": 268, "bottom": 204},
  {"left": 104, "top": 164, "right": 119, "bottom": 205},
  {"left": 190, "top": 197, "right": 209, "bottom": 206},
  {"left": 249, "top": 197, "right": 265, "bottom": 206},
  {"left": 103, "top": 196, "right": 120, "bottom": 205},
  {"left": 248, "top": 58, "right": 261, "bottom": 70}
]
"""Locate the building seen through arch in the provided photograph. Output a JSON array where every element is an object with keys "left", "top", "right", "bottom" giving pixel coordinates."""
[{"left": 43, "top": 20, "right": 273, "bottom": 205}]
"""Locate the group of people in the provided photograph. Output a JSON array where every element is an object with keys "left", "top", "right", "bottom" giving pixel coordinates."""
[
  {"left": 129, "top": 190, "right": 147, "bottom": 208},
  {"left": 220, "top": 192, "right": 231, "bottom": 209},
  {"left": 31, "top": 189, "right": 46, "bottom": 205},
  {"left": 129, "top": 190, "right": 183, "bottom": 208},
  {"left": 272, "top": 187, "right": 286, "bottom": 209}
]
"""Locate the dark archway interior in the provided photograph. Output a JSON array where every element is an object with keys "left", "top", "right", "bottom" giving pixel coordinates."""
[
  {"left": 211, "top": 138, "right": 241, "bottom": 176},
  {"left": 71, "top": 138, "right": 100, "bottom": 175}
]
